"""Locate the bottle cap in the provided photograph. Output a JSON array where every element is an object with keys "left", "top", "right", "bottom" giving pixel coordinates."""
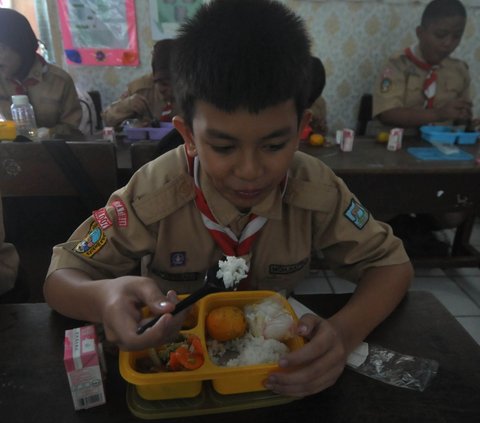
[{"left": 11, "top": 95, "right": 29, "bottom": 106}]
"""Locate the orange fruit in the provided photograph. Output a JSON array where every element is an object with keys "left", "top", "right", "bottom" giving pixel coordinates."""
[
  {"left": 206, "top": 306, "right": 246, "bottom": 341},
  {"left": 376, "top": 131, "right": 389, "bottom": 143},
  {"left": 309, "top": 133, "right": 325, "bottom": 146}
]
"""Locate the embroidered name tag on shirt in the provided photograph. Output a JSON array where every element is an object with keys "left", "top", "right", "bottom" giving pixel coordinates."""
[
  {"left": 344, "top": 199, "right": 369, "bottom": 229},
  {"left": 270, "top": 258, "right": 308, "bottom": 275}
]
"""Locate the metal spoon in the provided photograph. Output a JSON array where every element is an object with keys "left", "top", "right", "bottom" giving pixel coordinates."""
[{"left": 136, "top": 261, "right": 233, "bottom": 335}]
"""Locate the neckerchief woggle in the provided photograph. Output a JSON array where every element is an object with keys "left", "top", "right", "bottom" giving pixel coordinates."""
[
  {"left": 185, "top": 146, "right": 288, "bottom": 287},
  {"left": 404, "top": 46, "right": 438, "bottom": 109}
]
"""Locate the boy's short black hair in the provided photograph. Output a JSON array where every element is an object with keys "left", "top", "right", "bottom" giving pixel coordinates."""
[
  {"left": 172, "top": 0, "right": 311, "bottom": 127},
  {"left": 152, "top": 39, "right": 175, "bottom": 74},
  {"left": 421, "top": 0, "right": 466, "bottom": 27},
  {"left": 308, "top": 56, "right": 326, "bottom": 106}
]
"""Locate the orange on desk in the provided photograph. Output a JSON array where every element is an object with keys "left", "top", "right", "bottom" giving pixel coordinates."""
[
  {"left": 376, "top": 131, "right": 389, "bottom": 143},
  {"left": 309, "top": 133, "right": 325, "bottom": 146}
]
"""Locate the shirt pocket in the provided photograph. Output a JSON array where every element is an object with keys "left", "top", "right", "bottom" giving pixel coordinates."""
[
  {"left": 444, "top": 78, "right": 465, "bottom": 98},
  {"left": 404, "top": 73, "right": 424, "bottom": 107}
]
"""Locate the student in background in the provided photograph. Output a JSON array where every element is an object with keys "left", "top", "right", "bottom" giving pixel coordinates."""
[
  {"left": 0, "top": 8, "right": 83, "bottom": 140},
  {"left": 102, "top": 39, "right": 176, "bottom": 129},
  {"left": 44, "top": 0, "right": 412, "bottom": 397},
  {"left": 371, "top": 0, "right": 478, "bottom": 134},
  {"left": 371, "top": 0, "right": 478, "bottom": 252}
]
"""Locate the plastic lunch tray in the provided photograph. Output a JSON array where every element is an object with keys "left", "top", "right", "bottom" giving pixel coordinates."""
[
  {"left": 119, "top": 290, "right": 304, "bottom": 401},
  {"left": 126, "top": 381, "right": 297, "bottom": 420},
  {"left": 420, "top": 125, "right": 479, "bottom": 145}
]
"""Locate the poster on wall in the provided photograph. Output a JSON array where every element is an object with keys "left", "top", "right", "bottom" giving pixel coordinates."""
[
  {"left": 149, "top": 0, "right": 206, "bottom": 40},
  {"left": 57, "top": 0, "right": 139, "bottom": 66}
]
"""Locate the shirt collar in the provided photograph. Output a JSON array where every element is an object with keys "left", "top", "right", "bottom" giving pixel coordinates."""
[{"left": 199, "top": 166, "right": 284, "bottom": 227}]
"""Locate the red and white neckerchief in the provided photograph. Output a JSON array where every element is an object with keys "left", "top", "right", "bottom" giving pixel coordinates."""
[
  {"left": 160, "top": 102, "right": 173, "bottom": 122},
  {"left": 8, "top": 54, "right": 48, "bottom": 95},
  {"left": 404, "top": 46, "right": 439, "bottom": 109},
  {"left": 186, "top": 147, "right": 288, "bottom": 259}
]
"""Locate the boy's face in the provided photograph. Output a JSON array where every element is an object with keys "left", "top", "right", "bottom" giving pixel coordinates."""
[
  {"left": 416, "top": 16, "right": 466, "bottom": 65},
  {"left": 153, "top": 70, "right": 173, "bottom": 103},
  {"left": 174, "top": 100, "right": 309, "bottom": 211}
]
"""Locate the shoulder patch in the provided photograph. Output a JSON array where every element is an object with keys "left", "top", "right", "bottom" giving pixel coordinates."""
[
  {"left": 93, "top": 208, "right": 113, "bottom": 230},
  {"left": 112, "top": 200, "right": 128, "bottom": 227},
  {"left": 344, "top": 199, "right": 369, "bottom": 229},
  {"left": 74, "top": 222, "right": 107, "bottom": 257}
]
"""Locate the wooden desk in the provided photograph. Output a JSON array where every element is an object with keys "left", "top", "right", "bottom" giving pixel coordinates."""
[
  {"left": 1, "top": 292, "right": 479, "bottom": 422},
  {"left": 300, "top": 138, "right": 480, "bottom": 268}
]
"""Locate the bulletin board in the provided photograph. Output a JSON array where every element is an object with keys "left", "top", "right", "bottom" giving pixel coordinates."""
[
  {"left": 150, "top": 0, "right": 205, "bottom": 40},
  {"left": 57, "top": 0, "right": 139, "bottom": 66}
]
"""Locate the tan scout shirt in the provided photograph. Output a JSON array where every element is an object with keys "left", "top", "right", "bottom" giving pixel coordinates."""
[
  {"left": 370, "top": 48, "right": 471, "bottom": 134},
  {"left": 0, "top": 195, "right": 19, "bottom": 295},
  {"left": 102, "top": 74, "right": 167, "bottom": 128},
  {"left": 0, "top": 56, "right": 83, "bottom": 139},
  {"left": 48, "top": 146, "right": 409, "bottom": 295}
]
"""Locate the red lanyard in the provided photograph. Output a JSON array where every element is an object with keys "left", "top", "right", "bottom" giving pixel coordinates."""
[{"left": 404, "top": 47, "right": 438, "bottom": 109}]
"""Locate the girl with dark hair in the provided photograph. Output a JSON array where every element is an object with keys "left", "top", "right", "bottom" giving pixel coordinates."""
[{"left": 0, "top": 8, "right": 83, "bottom": 140}]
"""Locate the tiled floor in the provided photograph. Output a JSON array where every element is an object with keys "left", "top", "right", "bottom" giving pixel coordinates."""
[{"left": 294, "top": 218, "right": 480, "bottom": 345}]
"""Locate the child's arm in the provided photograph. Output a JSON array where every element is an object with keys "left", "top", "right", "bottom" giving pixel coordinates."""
[
  {"left": 378, "top": 99, "right": 473, "bottom": 128},
  {"left": 44, "top": 268, "right": 184, "bottom": 350},
  {"left": 265, "top": 261, "right": 413, "bottom": 397}
]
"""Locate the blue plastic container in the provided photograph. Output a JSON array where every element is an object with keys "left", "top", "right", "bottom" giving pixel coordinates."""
[{"left": 420, "top": 125, "right": 479, "bottom": 145}]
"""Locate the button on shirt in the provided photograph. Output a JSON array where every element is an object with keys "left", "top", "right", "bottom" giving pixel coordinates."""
[{"left": 48, "top": 146, "right": 409, "bottom": 295}]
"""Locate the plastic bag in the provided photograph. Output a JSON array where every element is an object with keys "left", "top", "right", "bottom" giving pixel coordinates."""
[{"left": 348, "top": 344, "right": 439, "bottom": 392}]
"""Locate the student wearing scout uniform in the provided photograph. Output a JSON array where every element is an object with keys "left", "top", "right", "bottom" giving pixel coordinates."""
[
  {"left": 44, "top": 0, "right": 413, "bottom": 398},
  {"left": 0, "top": 9, "right": 83, "bottom": 140},
  {"left": 102, "top": 39, "right": 176, "bottom": 129},
  {"left": 372, "top": 0, "right": 477, "bottom": 237},
  {"left": 371, "top": 0, "right": 479, "bottom": 134}
]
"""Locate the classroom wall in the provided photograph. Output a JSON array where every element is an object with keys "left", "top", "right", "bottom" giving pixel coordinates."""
[{"left": 54, "top": 0, "right": 480, "bottom": 134}]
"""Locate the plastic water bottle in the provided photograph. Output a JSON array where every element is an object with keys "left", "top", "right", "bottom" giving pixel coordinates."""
[{"left": 10, "top": 95, "right": 38, "bottom": 140}]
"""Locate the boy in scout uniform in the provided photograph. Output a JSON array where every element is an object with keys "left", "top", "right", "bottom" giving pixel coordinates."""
[
  {"left": 45, "top": 0, "right": 413, "bottom": 397},
  {"left": 102, "top": 39, "right": 176, "bottom": 129},
  {"left": 371, "top": 0, "right": 479, "bottom": 134}
]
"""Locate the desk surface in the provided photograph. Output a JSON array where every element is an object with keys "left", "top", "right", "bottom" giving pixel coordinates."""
[
  {"left": 299, "top": 137, "right": 480, "bottom": 173},
  {"left": 1, "top": 291, "right": 479, "bottom": 423}
]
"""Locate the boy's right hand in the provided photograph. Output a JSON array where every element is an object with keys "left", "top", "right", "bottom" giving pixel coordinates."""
[
  {"left": 436, "top": 99, "right": 472, "bottom": 122},
  {"left": 97, "top": 276, "right": 185, "bottom": 351}
]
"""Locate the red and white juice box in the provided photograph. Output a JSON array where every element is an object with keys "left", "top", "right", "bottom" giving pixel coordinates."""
[
  {"left": 387, "top": 128, "right": 404, "bottom": 151},
  {"left": 102, "top": 126, "right": 116, "bottom": 143},
  {"left": 64, "top": 325, "right": 106, "bottom": 410},
  {"left": 340, "top": 128, "right": 355, "bottom": 152}
]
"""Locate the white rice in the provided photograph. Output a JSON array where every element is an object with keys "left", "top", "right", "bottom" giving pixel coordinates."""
[{"left": 207, "top": 332, "right": 289, "bottom": 367}]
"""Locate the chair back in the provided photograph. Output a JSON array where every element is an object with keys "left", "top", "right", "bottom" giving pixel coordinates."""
[{"left": 0, "top": 141, "right": 118, "bottom": 301}]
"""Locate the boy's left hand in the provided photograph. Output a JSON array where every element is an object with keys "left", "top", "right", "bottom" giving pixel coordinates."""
[{"left": 265, "top": 313, "right": 347, "bottom": 397}]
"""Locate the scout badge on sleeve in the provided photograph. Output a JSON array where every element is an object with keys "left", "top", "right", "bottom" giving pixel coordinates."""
[
  {"left": 74, "top": 222, "right": 107, "bottom": 257},
  {"left": 344, "top": 199, "right": 369, "bottom": 229}
]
